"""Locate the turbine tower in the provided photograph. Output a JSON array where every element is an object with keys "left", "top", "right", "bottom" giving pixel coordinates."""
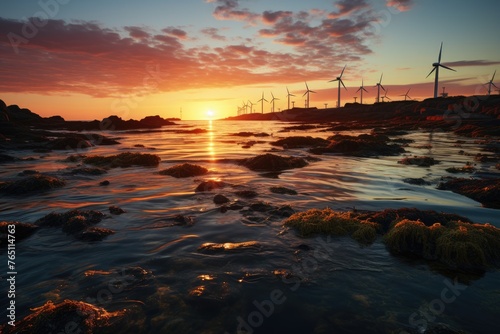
[
  {"left": 427, "top": 42, "right": 456, "bottom": 98},
  {"left": 329, "top": 65, "right": 347, "bottom": 108},
  {"left": 375, "top": 73, "right": 385, "bottom": 103},
  {"left": 270, "top": 92, "right": 279, "bottom": 112},
  {"left": 400, "top": 88, "right": 412, "bottom": 101},
  {"left": 257, "top": 92, "right": 268, "bottom": 114},
  {"left": 303, "top": 82, "right": 316, "bottom": 108},
  {"left": 286, "top": 87, "right": 295, "bottom": 110},
  {"left": 247, "top": 100, "right": 254, "bottom": 113},
  {"left": 356, "top": 79, "right": 368, "bottom": 104},
  {"left": 382, "top": 88, "right": 391, "bottom": 102},
  {"left": 485, "top": 70, "right": 498, "bottom": 96}
]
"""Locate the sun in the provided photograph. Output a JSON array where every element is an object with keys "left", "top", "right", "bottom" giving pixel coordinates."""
[{"left": 206, "top": 109, "right": 214, "bottom": 118}]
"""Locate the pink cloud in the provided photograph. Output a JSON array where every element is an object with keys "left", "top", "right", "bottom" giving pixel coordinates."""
[{"left": 386, "top": 0, "right": 414, "bottom": 12}]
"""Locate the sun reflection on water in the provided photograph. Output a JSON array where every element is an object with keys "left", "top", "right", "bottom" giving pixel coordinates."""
[{"left": 207, "top": 119, "right": 215, "bottom": 160}]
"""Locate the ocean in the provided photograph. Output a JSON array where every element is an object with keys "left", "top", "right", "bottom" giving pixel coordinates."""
[{"left": 1, "top": 120, "right": 499, "bottom": 333}]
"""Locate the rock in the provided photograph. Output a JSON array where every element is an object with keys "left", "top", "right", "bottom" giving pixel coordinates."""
[
  {"left": 159, "top": 163, "right": 208, "bottom": 178},
  {"left": 238, "top": 153, "right": 308, "bottom": 172},
  {"left": 48, "top": 137, "right": 93, "bottom": 150},
  {"left": 234, "top": 190, "right": 258, "bottom": 198},
  {"left": 195, "top": 180, "right": 226, "bottom": 192},
  {"left": 271, "top": 136, "right": 330, "bottom": 148},
  {"left": 0, "top": 174, "right": 66, "bottom": 195},
  {"left": 99, "top": 180, "right": 110, "bottom": 186},
  {"left": 0, "top": 221, "right": 38, "bottom": 245},
  {"left": 70, "top": 167, "right": 107, "bottom": 175},
  {"left": 398, "top": 156, "right": 439, "bottom": 167},
  {"left": 230, "top": 131, "right": 270, "bottom": 137},
  {"left": 437, "top": 178, "right": 500, "bottom": 209},
  {"left": 213, "top": 194, "right": 230, "bottom": 204},
  {"left": 198, "top": 241, "right": 261, "bottom": 252},
  {"left": 36, "top": 210, "right": 105, "bottom": 228},
  {"left": 62, "top": 215, "right": 92, "bottom": 233},
  {"left": 17, "top": 169, "right": 39, "bottom": 176},
  {"left": 109, "top": 206, "right": 125, "bottom": 215},
  {"left": 83, "top": 152, "right": 161, "bottom": 168},
  {"left": 403, "top": 178, "right": 431, "bottom": 185},
  {"left": 167, "top": 214, "right": 194, "bottom": 226},
  {"left": 1, "top": 300, "right": 124, "bottom": 334},
  {"left": 76, "top": 227, "right": 115, "bottom": 241},
  {"left": 270, "top": 186, "right": 298, "bottom": 195},
  {"left": 0, "top": 153, "right": 17, "bottom": 163}
]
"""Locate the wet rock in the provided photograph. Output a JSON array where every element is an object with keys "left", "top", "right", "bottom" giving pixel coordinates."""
[
  {"left": 70, "top": 167, "right": 108, "bottom": 175},
  {"left": 195, "top": 180, "right": 226, "bottom": 192},
  {"left": 76, "top": 226, "right": 115, "bottom": 241},
  {"left": 271, "top": 136, "right": 330, "bottom": 148},
  {"left": 159, "top": 163, "right": 208, "bottom": 178},
  {"left": 187, "top": 278, "right": 238, "bottom": 313},
  {"left": 234, "top": 190, "right": 258, "bottom": 198},
  {"left": 36, "top": 209, "right": 105, "bottom": 228},
  {"left": 96, "top": 136, "right": 120, "bottom": 146},
  {"left": 167, "top": 214, "right": 195, "bottom": 226},
  {"left": 17, "top": 169, "right": 40, "bottom": 176},
  {"left": 134, "top": 144, "right": 145, "bottom": 147},
  {"left": 238, "top": 153, "right": 308, "bottom": 172},
  {"left": 437, "top": 178, "right": 500, "bottom": 209},
  {"left": 0, "top": 221, "right": 38, "bottom": 245},
  {"left": 62, "top": 215, "right": 93, "bottom": 233},
  {"left": 99, "top": 180, "right": 110, "bottom": 186},
  {"left": 248, "top": 201, "right": 274, "bottom": 212},
  {"left": 2, "top": 300, "right": 124, "bottom": 334},
  {"left": 48, "top": 136, "right": 93, "bottom": 150},
  {"left": 445, "top": 163, "right": 476, "bottom": 174},
  {"left": 63, "top": 154, "right": 86, "bottom": 163},
  {"left": 398, "top": 156, "right": 439, "bottom": 167},
  {"left": 0, "top": 174, "right": 66, "bottom": 195},
  {"left": 0, "top": 153, "right": 17, "bottom": 163},
  {"left": 213, "top": 194, "right": 230, "bottom": 204},
  {"left": 403, "top": 178, "right": 431, "bottom": 185},
  {"left": 83, "top": 152, "right": 161, "bottom": 168},
  {"left": 175, "top": 128, "right": 206, "bottom": 134},
  {"left": 310, "top": 134, "right": 405, "bottom": 157},
  {"left": 230, "top": 131, "right": 270, "bottom": 137},
  {"left": 270, "top": 186, "right": 298, "bottom": 195},
  {"left": 269, "top": 204, "right": 295, "bottom": 217},
  {"left": 109, "top": 206, "right": 125, "bottom": 215},
  {"left": 198, "top": 241, "right": 261, "bottom": 252}
]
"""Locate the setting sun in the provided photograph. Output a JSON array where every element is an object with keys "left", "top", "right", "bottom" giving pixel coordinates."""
[{"left": 206, "top": 110, "right": 214, "bottom": 118}]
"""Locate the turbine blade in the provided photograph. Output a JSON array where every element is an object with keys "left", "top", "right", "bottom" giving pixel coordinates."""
[
  {"left": 329, "top": 79, "right": 339, "bottom": 82},
  {"left": 438, "top": 42, "right": 443, "bottom": 63},
  {"left": 380, "top": 85, "right": 386, "bottom": 91},
  {"left": 356, "top": 87, "right": 361, "bottom": 93},
  {"left": 439, "top": 64, "right": 456, "bottom": 72},
  {"left": 379, "top": 73, "right": 383, "bottom": 84},
  {"left": 492, "top": 83, "right": 499, "bottom": 89},
  {"left": 426, "top": 67, "right": 436, "bottom": 78},
  {"left": 340, "top": 65, "right": 346, "bottom": 78},
  {"left": 310, "top": 90, "right": 317, "bottom": 94},
  {"left": 493, "top": 70, "right": 496, "bottom": 81},
  {"left": 362, "top": 87, "right": 368, "bottom": 93},
  {"left": 340, "top": 80, "right": 347, "bottom": 90}
]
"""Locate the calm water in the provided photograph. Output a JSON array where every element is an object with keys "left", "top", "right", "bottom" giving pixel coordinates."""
[{"left": 1, "top": 120, "right": 499, "bottom": 333}]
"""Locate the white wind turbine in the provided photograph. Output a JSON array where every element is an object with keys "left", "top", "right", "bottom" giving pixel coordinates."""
[
  {"left": 485, "top": 70, "right": 498, "bottom": 96},
  {"left": 356, "top": 79, "right": 368, "bottom": 104},
  {"left": 426, "top": 42, "right": 456, "bottom": 98},
  {"left": 257, "top": 92, "right": 268, "bottom": 114},
  {"left": 270, "top": 92, "right": 279, "bottom": 112},
  {"left": 329, "top": 65, "right": 347, "bottom": 108},
  {"left": 286, "top": 87, "right": 295, "bottom": 110},
  {"left": 400, "top": 88, "right": 412, "bottom": 101},
  {"left": 375, "top": 73, "right": 385, "bottom": 103},
  {"left": 303, "top": 82, "right": 316, "bottom": 108}
]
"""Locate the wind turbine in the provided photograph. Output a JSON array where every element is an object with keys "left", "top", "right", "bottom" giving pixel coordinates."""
[
  {"left": 247, "top": 100, "right": 254, "bottom": 113},
  {"left": 485, "top": 70, "right": 498, "bottom": 96},
  {"left": 382, "top": 88, "right": 391, "bottom": 102},
  {"left": 286, "top": 87, "right": 295, "bottom": 110},
  {"left": 356, "top": 79, "right": 368, "bottom": 104},
  {"left": 270, "top": 92, "right": 279, "bottom": 112},
  {"left": 400, "top": 88, "right": 412, "bottom": 101},
  {"left": 329, "top": 65, "right": 347, "bottom": 108},
  {"left": 375, "top": 73, "right": 385, "bottom": 103},
  {"left": 257, "top": 92, "right": 268, "bottom": 114},
  {"left": 242, "top": 101, "right": 248, "bottom": 114},
  {"left": 303, "top": 82, "right": 316, "bottom": 108},
  {"left": 427, "top": 42, "right": 456, "bottom": 98}
]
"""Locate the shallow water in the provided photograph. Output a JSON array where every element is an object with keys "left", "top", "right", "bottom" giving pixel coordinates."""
[{"left": 1, "top": 120, "right": 499, "bottom": 333}]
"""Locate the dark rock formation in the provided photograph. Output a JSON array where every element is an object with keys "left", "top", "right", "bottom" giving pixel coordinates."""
[
  {"left": 438, "top": 178, "right": 500, "bottom": 209},
  {"left": 271, "top": 136, "right": 330, "bottom": 148},
  {"left": 159, "top": 163, "right": 208, "bottom": 178},
  {"left": 238, "top": 153, "right": 308, "bottom": 171},
  {"left": 0, "top": 174, "right": 66, "bottom": 195},
  {"left": 83, "top": 152, "right": 161, "bottom": 168}
]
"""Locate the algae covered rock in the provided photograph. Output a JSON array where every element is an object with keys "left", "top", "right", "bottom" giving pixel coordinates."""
[
  {"left": 159, "top": 163, "right": 208, "bottom": 178},
  {"left": 0, "top": 221, "right": 38, "bottom": 245},
  {"left": 270, "top": 136, "right": 329, "bottom": 148},
  {"left": 83, "top": 152, "right": 160, "bottom": 168},
  {"left": 0, "top": 174, "right": 66, "bottom": 195},
  {"left": 239, "top": 153, "right": 308, "bottom": 172},
  {"left": 437, "top": 178, "right": 500, "bottom": 209},
  {"left": 398, "top": 156, "right": 439, "bottom": 167},
  {"left": 2, "top": 300, "right": 125, "bottom": 334}
]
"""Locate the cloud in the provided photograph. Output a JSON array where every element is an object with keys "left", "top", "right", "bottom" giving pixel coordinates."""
[
  {"left": 442, "top": 60, "right": 500, "bottom": 67},
  {"left": 386, "top": 0, "right": 414, "bottom": 12},
  {"left": 201, "top": 27, "right": 226, "bottom": 41},
  {"left": 208, "top": 0, "right": 259, "bottom": 24},
  {"left": 124, "top": 26, "right": 150, "bottom": 40},
  {"left": 262, "top": 11, "right": 293, "bottom": 25},
  {"left": 329, "top": 0, "right": 369, "bottom": 18},
  {"left": 162, "top": 27, "right": 188, "bottom": 40}
]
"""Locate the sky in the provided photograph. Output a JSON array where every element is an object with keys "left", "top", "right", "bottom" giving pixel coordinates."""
[{"left": 1, "top": 0, "right": 500, "bottom": 120}]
